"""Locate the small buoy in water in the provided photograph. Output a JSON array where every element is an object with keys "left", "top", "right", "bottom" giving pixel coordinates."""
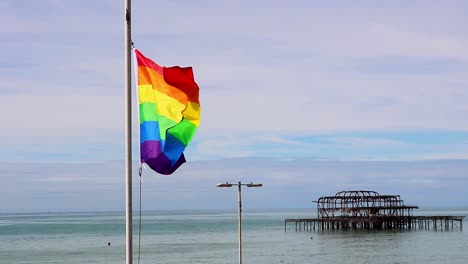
[
  {"left": 108, "top": 242, "right": 111, "bottom": 246},
  {"left": 310, "top": 237, "right": 313, "bottom": 239}
]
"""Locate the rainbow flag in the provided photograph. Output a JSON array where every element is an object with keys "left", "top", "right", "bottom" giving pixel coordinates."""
[{"left": 134, "top": 49, "right": 200, "bottom": 175}]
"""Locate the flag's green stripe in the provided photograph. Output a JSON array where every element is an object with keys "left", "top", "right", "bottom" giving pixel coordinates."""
[
  {"left": 139, "top": 103, "right": 158, "bottom": 123},
  {"left": 167, "top": 119, "right": 198, "bottom": 146},
  {"left": 159, "top": 115, "right": 178, "bottom": 141},
  {"left": 140, "top": 102, "right": 196, "bottom": 142}
]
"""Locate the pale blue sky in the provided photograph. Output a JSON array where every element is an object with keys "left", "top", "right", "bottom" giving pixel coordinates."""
[{"left": 1, "top": 0, "right": 468, "bottom": 212}]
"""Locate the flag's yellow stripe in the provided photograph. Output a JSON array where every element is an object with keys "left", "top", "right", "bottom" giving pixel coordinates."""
[
  {"left": 139, "top": 84, "right": 186, "bottom": 123},
  {"left": 183, "top": 102, "right": 200, "bottom": 127}
]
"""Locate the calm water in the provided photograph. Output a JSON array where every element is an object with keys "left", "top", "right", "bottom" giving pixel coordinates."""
[{"left": 0, "top": 209, "right": 467, "bottom": 264}]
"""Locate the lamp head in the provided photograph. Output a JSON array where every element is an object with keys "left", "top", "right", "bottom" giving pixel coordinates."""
[
  {"left": 246, "top": 182, "right": 262, "bottom": 187},
  {"left": 216, "top": 182, "right": 233, "bottom": 187}
]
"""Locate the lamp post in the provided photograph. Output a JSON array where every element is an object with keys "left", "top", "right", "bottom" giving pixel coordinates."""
[{"left": 216, "top": 182, "right": 262, "bottom": 264}]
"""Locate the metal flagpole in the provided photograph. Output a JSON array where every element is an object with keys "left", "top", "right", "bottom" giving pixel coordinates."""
[
  {"left": 237, "top": 182, "right": 242, "bottom": 264},
  {"left": 124, "top": 0, "right": 133, "bottom": 263}
]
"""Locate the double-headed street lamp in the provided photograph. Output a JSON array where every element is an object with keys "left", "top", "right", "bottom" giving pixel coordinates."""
[{"left": 216, "top": 182, "right": 263, "bottom": 264}]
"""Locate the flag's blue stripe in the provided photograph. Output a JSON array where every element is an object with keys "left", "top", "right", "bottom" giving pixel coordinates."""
[
  {"left": 140, "top": 121, "right": 161, "bottom": 143},
  {"left": 163, "top": 133, "right": 186, "bottom": 165}
]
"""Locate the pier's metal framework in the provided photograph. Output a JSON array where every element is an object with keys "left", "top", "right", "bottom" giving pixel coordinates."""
[
  {"left": 285, "top": 190, "right": 464, "bottom": 231},
  {"left": 315, "top": 190, "right": 418, "bottom": 219}
]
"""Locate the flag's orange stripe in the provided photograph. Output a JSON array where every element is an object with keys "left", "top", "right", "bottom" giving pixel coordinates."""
[{"left": 138, "top": 65, "right": 188, "bottom": 105}]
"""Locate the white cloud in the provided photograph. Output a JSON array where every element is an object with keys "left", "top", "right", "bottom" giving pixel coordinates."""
[
  {"left": 324, "top": 136, "right": 406, "bottom": 148},
  {"left": 0, "top": 94, "right": 122, "bottom": 139}
]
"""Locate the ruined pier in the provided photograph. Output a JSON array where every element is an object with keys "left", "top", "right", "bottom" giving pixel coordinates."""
[{"left": 285, "top": 190, "right": 465, "bottom": 231}]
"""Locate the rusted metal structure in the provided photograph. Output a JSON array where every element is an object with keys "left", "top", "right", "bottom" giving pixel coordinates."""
[
  {"left": 285, "top": 190, "right": 464, "bottom": 231},
  {"left": 316, "top": 190, "right": 417, "bottom": 219}
]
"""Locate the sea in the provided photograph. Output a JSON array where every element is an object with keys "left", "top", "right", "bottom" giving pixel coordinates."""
[{"left": 0, "top": 208, "right": 467, "bottom": 264}]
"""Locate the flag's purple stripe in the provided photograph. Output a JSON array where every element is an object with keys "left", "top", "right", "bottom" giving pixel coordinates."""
[
  {"left": 145, "top": 153, "right": 186, "bottom": 175},
  {"left": 140, "top": 140, "right": 163, "bottom": 163}
]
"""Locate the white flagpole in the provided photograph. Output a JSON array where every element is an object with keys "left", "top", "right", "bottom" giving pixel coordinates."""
[{"left": 124, "top": 0, "right": 133, "bottom": 263}]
